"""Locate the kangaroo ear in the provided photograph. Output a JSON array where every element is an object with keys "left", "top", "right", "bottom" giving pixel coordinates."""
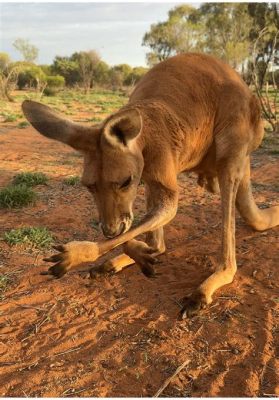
[
  {"left": 22, "top": 100, "right": 99, "bottom": 151},
  {"left": 103, "top": 108, "right": 142, "bottom": 148}
]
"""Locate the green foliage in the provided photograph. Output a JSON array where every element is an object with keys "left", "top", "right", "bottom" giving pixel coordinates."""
[
  {"left": 0, "top": 52, "right": 11, "bottom": 72},
  {"left": 51, "top": 56, "right": 80, "bottom": 86},
  {"left": 13, "top": 172, "right": 48, "bottom": 187},
  {"left": 63, "top": 175, "right": 80, "bottom": 186},
  {"left": 124, "top": 67, "right": 148, "bottom": 85},
  {"left": 17, "top": 121, "right": 30, "bottom": 129},
  {"left": 16, "top": 63, "right": 46, "bottom": 89},
  {"left": 94, "top": 61, "right": 110, "bottom": 86},
  {"left": 13, "top": 38, "right": 38, "bottom": 63},
  {"left": 4, "top": 227, "right": 53, "bottom": 249},
  {"left": 195, "top": 3, "right": 252, "bottom": 67},
  {"left": 0, "top": 274, "right": 10, "bottom": 295},
  {"left": 0, "top": 184, "right": 37, "bottom": 208},
  {"left": 143, "top": 3, "right": 255, "bottom": 68},
  {"left": 72, "top": 50, "right": 101, "bottom": 92},
  {"left": 46, "top": 75, "right": 65, "bottom": 88},
  {"left": 143, "top": 4, "right": 202, "bottom": 65},
  {"left": 44, "top": 75, "right": 65, "bottom": 96},
  {"left": 3, "top": 112, "right": 19, "bottom": 122}
]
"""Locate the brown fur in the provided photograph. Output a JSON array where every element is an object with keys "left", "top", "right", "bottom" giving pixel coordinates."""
[{"left": 22, "top": 53, "right": 279, "bottom": 318}]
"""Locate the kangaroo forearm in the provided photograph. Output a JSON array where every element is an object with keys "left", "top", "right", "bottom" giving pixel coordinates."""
[{"left": 98, "top": 201, "right": 177, "bottom": 256}]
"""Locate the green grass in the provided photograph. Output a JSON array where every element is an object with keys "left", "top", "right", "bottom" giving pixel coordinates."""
[
  {"left": 0, "top": 184, "right": 37, "bottom": 208},
  {"left": 63, "top": 175, "right": 80, "bottom": 186},
  {"left": 4, "top": 227, "right": 54, "bottom": 249},
  {"left": 0, "top": 274, "right": 10, "bottom": 295},
  {"left": 2, "top": 113, "right": 20, "bottom": 122},
  {"left": 17, "top": 121, "right": 30, "bottom": 129},
  {"left": 86, "top": 116, "right": 103, "bottom": 123},
  {"left": 13, "top": 172, "right": 48, "bottom": 187}
]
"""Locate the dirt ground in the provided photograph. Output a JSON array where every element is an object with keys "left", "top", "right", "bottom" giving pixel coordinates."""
[{"left": 0, "top": 123, "right": 278, "bottom": 397}]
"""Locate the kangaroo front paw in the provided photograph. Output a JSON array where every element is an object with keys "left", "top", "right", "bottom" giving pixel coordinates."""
[
  {"left": 43, "top": 241, "right": 100, "bottom": 278},
  {"left": 179, "top": 291, "right": 208, "bottom": 319}
]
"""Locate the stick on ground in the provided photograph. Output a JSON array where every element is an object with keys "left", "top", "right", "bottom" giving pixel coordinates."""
[{"left": 153, "top": 359, "right": 190, "bottom": 397}]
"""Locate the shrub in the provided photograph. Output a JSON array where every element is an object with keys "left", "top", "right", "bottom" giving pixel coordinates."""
[
  {"left": 0, "top": 274, "right": 10, "bottom": 295},
  {"left": 13, "top": 172, "right": 48, "bottom": 187},
  {"left": 44, "top": 75, "right": 65, "bottom": 96},
  {"left": 17, "top": 64, "right": 46, "bottom": 90},
  {"left": 46, "top": 75, "right": 65, "bottom": 88},
  {"left": 0, "top": 184, "right": 37, "bottom": 208},
  {"left": 3, "top": 113, "right": 19, "bottom": 122},
  {"left": 4, "top": 227, "right": 54, "bottom": 249},
  {"left": 63, "top": 175, "right": 80, "bottom": 186},
  {"left": 17, "top": 121, "right": 30, "bottom": 129}
]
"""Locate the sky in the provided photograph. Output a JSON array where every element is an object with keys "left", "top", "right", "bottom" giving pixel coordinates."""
[{"left": 0, "top": 2, "right": 189, "bottom": 67}]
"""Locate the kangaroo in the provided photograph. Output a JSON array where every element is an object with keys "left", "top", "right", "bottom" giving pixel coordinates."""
[{"left": 22, "top": 53, "right": 279, "bottom": 318}]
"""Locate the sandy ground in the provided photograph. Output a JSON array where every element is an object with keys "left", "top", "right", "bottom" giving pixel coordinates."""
[{"left": 0, "top": 124, "right": 278, "bottom": 397}]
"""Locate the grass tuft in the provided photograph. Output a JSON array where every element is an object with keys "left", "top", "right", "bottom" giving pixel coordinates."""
[
  {"left": 0, "top": 184, "right": 37, "bottom": 208},
  {"left": 63, "top": 175, "right": 80, "bottom": 186},
  {"left": 17, "top": 121, "right": 30, "bottom": 129},
  {"left": 4, "top": 227, "right": 54, "bottom": 249},
  {"left": 13, "top": 172, "right": 48, "bottom": 187},
  {"left": 0, "top": 274, "right": 10, "bottom": 295}
]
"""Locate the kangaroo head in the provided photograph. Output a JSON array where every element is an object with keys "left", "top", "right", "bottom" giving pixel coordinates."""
[{"left": 22, "top": 100, "right": 144, "bottom": 238}]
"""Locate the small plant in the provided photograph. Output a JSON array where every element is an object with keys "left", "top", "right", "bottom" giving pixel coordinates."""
[
  {"left": 3, "top": 113, "right": 18, "bottom": 122},
  {"left": 13, "top": 172, "right": 48, "bottom": 187},
  {"left": 63, "top": 175, "right": 80, "bottom": 186},
  {"left": 0, "top": 184, "right": 37, "bottom": 208},
  {"left": 4, "top": 227, "right": 54, "bottom": 249},
  {"left": 0, "top": 274, "right": 10, "bottom": 295},
  {"left": 17, "top": 121, "right": 30, "bottom": 129}
]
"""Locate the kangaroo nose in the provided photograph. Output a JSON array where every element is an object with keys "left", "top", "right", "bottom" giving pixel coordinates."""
[{"left": 101, "top": 223, "right": 125, "bottom": 238}]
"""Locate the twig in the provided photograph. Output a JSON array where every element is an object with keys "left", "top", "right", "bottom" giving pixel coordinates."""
[
  {"left": 48, "top": 346, "right": 82, "bottom": 359},
  {"left": 15, "top": 303, "right": 45, "bottom": 312},
  {"left": 153, "top": 359, "right": 190, "bottom": 397}
]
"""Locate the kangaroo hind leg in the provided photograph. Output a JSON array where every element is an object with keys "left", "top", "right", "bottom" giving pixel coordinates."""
[{"left": 236, "top": 158, "right": 279, "bottom": 231}]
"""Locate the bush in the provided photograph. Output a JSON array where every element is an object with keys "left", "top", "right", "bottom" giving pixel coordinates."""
[
  {"left": 0, "top": 274, "right": 10, "bottom": 295},
  {"left": 63, "top": 175, "right": 80, "bottom": 186},
  {"left": 13, "top": 172, "right": 48, "bottom": 187},
  {"left": 44, "top": 75, "right": 65, "bottom": 96},
  {"left": 0, "top": 184, "right": 37, "bottom": 208},
  {"left": 17, "top": 121, "right": 30, "bottom": 129},
  {"left": 4, "top": 227, "right": 53, "bottom": 249},
  {"left": 17, "top": 64, "right": 46, "bottom": 90},
  {"left": 46, "top": 75, "right": 65, "bottom": 88},
  {"left": 3, "top": 113, "right": 19, "bottom": 122}
]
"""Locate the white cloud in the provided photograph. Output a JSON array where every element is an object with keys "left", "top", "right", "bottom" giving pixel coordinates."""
[{"left": 0, "top": 2, "right": 184, "bottom": 66}]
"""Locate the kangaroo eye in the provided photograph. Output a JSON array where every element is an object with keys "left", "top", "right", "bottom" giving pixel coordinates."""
[{"left": 120, "top": 176, "right": 132, "bottom": 189}]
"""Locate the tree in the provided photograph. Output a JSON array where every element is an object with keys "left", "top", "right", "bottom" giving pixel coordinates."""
[
  {"left": 13, "top": 38, "right": 38, "bottom": 63},
  {"left": 0, "top": 53, "right": 22, "bottom": 102},
  {"left": 143, "top": 3, "right": 254, "bottom": 69},
  {"left": 72, "top": 50, "right": 101, "bottom": 93},
  {"left": 124, "top": 67, "right": 148, "bottom": 86},
  {"left": 251, "top": 27, "right": 279, "bottom": 132},
  {"left": 194, "top": 3, "right": 253, "bottom": 68},
  {"left": 51, "top": 56, "right": 80, "bottom": 86},
  {"left": 17, "top": 63, "right": 46, "bottom": 90},
  {"left": 94, "top": 61, "right": 110, "bottom": 86},
  {"left": 247, "top": 3, "right": 279, "bottom": 89},
  {"left": 143, "top": 4, "right": 202, "bottom": 66},
  {"left": 0, "top": 52, "right": 11, "bottom": 72}
]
